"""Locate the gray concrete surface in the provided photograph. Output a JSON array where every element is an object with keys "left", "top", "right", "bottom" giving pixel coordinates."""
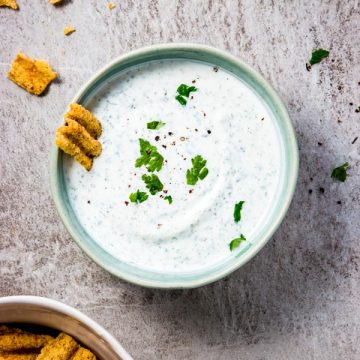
[{"left": 1, "top": 1, "right": 360, "bottom": 359}]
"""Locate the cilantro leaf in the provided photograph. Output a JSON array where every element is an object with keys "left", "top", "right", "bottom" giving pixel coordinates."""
[
  {"left": 147, "top": 121, "right": 166, "bottom": 130},
  {"left": 186, "top": 155, "right": 209, "bottom": 185},
  {"left": 164, "top": 195, "right": 173, "bottom": 204},
  {"left": 129, "top": 190, "right": 149, "bottom": 204},
  {"left": 229, "top": 234, "right": 246, "bottom": 251},
  {"left": 175, "top": 83, "right": 197, "bottom": 106},
  {"left": 309, "top": 48, "right": 329, "bottom": 65},
  {"left": 135, "top": 138, "right": 164, "bottom": 172},
  {"left": 142, "top": 174, "right": 164, "bottom": 195},
  {"left": 331, "top": 162, "right": 349, "bottom": 182},
  {"left": 233, "top": 201, "right": 245, "bottom": 223}
]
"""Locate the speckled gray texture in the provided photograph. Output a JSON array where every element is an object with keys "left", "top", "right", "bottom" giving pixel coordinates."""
[{"left": 0, "top": 1, "right": 359, "bottom": 359}]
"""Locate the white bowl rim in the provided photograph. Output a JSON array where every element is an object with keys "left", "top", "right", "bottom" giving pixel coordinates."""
[
  {"left": 0, "top": 295, "right": 133, "bottom": 360},
  {"left": 50, "top": 42, "right": 299, "bottom": 289}
]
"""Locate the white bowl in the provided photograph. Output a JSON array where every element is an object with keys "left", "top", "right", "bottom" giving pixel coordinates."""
[{"left": 0, "top": 296, "right": 133, "bottom": 360}]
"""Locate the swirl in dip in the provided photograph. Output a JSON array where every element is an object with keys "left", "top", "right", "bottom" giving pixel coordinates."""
[{"left": 64, "top": 59, "right": 282, "bottom": 273}]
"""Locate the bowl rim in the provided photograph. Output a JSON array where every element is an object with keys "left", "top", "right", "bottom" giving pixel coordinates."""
[
  {"left": 50, "top": 42, "right": 299, "bottom": 289},
  {"left": 0, "top": 295, "right": 133, "bottom": 360}
]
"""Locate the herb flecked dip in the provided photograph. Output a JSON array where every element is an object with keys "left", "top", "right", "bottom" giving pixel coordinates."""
[{"left": 64, "top": 60, "right": 283, "bottom": 272}]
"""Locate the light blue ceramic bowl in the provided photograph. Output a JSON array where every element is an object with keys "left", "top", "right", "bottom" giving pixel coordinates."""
[{"left": 50, "top": 43, "right": 298, "bottom": 289}]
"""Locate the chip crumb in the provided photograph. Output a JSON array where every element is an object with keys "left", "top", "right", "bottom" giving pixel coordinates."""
[
  {"left": 0, "top": 0, "right": 18, "bottom": 9},
  {"left": 64, "top": 26, "right": 76, "bottom": 36},
  {"left": 107, "top": 2, "right": 116, "bottom": 10},
  {"left": 7, "top": 52, "right": 57, "bottom": 96},
  {"left": 49, "top": 0, "right": 63, "bottom": 4}
]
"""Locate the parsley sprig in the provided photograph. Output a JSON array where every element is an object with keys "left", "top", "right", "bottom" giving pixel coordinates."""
[
  {"left": 147, "top": 121, "right": 166, "bottom": 130},
  {"left": 331, "top": 162, "right": 349, "bottom": 182},
  {"left": 135, "top": 138, "right": 164, "bottom": 172},
  {"left": 186, "top": 155, "right": 209, "bottom": 185},
  {"left": 129, "top": 190, "right": 149, "bottom": 204},
  {"left": 175, "top": 83, "right": 197, "bottom": 106},
  {"left": 142, "top": 174, "right": 164, "bottom": 195},
  {"left": 229, "top": 234, "right": 246, "bottom": 251}
]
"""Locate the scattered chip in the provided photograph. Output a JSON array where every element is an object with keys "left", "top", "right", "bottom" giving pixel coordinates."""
[
  {"left": 0, "top": 0, "right": 18, "bottom": 9},
  {"left": 0, "top": 333, "right": 53, "bottom": 352},
  {"left": 55, "top": 103, "right": 103, "bottom": 171},
  {"left": 36, "top": 333, "right": 78, "bottom": 360},
  {"left": 71, "top": 347, "right": 97, "bottom": 360},
  {"left": 7, "top": 52, "right": 57, "bottom": 96},
  {"left": 63, "top": 26, "right": 76, "bottom": 36},
  {"left": 49, "top": 0, "right": 63, "bottom": 4},
  {"left": 107, "top": 2, "right": 116, "bottom": 10}
]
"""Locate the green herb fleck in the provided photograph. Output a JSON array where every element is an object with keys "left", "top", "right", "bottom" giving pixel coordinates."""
[
  {"left": 186, "top": 155, "right": 209, "bottom": 186},
  {"left": 331, "top": 162, "right": 349, "bottom": 182},
  {"left": 147, "top": 121, "right": 166, "bottom": 130},
  {"left": 233, "top": 201, "right": 245, "bottom": 223},
  {"left": 135, "top": 138, "right": 164, "bottom": 172},
  {"left": 142, "top": 174, "right": 164, "bottom": 195},
  {"left": 175, "top": 94, "right": 187, "bottom": 105},
  {"left": 129, "top": 190, "right": 149, "bottom": 204},
  {"left": 309, "top": 48, "right": 329, "bottom": 66},
  {"left": 164, "top": 195, "right": 173, "bottom": 204},
  {"left": 175, "top": 83, "right": 197, "bottom": 106},
  {"left": 229, "top": 234, "right": 246, "bottom": 251}
]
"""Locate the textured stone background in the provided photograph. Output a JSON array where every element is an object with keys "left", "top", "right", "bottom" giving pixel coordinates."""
[{"left": 1, "top": 1, "right": 360, "bottom": 359}]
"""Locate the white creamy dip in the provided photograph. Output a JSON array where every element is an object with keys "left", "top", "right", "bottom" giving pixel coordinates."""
[{"left": 64, "top": 60, "right": 283, "bottom": 273}]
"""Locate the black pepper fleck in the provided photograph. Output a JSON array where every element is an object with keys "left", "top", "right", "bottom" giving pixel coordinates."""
[
  {"left": 207, "top": 130, "right": 211, "bottom": 134},
  {"left": 155, "top": 136, "right": 160, "bottom": 141},
  {"left": 162, "top": 145, "right": 167, "bottom": 149},
  {"left": 319, "top": 187, "right": 325, "bottom": 194},
  {"left": 306, "top": 63, "right": 311, "bottom": 71},
  {"left": 125, "top": 201, "right": 129, "bottom": 206},
  {"left": 192, "top": 80, "right": 196, "bottom": 84},
  {"left": 168, "top": 132, "right": 173, "bottom": 136},
  {"left": 350, "top": 102, "right": 353, "bottom": 106},
  {"left": 352, "top": 137, "right": 358, "bottom": 144},
  {"left": 213, "top": 66, "right": 219, "bottom": 72},
  {"left": 337, "top": 200, "right": 342, "bottom": 205},
  {"left": 308, "top": 189, "right": 313, "bottom": 194},
  {"left": 195, "top": 128, "right": 198, "bottom": 132},
  {"left": 318, "top": 142, "right": 323, "bottom": 146},
  {"left": 87, "top": 200, "right": 91, "bottom": 204},
  {"left": 189, "top": 189, "right": 193, "bottom": 194}
]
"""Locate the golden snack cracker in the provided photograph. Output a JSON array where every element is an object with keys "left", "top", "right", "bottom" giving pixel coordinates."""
[
  {"left": 0, "top": 333, "right": 53, "bottom": 352},
  {"left": 55, "top": 133, "right": 93, "bottom": 171},
  {"left": 59, "top": 119, "right": 102, "bottom": 157},
  {"left": 8, "top": 52, "right": 57, "bottom": 96},
  {"left": 55, "top": 103, "right": 102, "bottom": 171},
  {"left": 107, "top": 2, "right": 116, "bottom": 10},
  {"left": 0, "top": 0, "right": 18, "bottom": 10},
  {"left": 36, "top": 333, "right": 78, "bottom": 360},
  {"left": 70, "top": 347, "right": 96, "bottom": 360},
  {"left": 63, "top": 26, "right": 75, "bottom": 36},
  {"left": 66, "top": 103, "right": 102, "bottom": 139}
]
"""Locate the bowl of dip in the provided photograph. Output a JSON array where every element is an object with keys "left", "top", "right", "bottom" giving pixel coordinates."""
[
  {"left": 0, "top": 295, "right": 133, "bottom": 359},
  {"left": 51, "top": 43, "right": 298, "bottom": 288}
]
